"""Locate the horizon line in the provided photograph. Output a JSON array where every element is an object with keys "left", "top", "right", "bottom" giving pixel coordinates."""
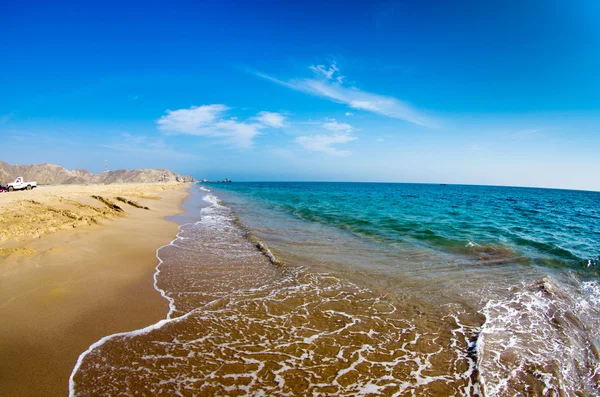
[{"left": 199, "top": 180, "right": 600, "bottom": 194}]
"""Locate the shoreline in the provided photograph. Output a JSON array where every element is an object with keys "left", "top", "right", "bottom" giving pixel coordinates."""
[
  {"left": 62, "top": 183, "right": 600, "bottom": 396},
  {"left": 0, "top": 183, "right": 191, "bottom": 397}
]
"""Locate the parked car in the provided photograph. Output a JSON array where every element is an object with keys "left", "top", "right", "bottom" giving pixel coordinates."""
[{"left": 6, "top": 177, "right": 37, "bottom": 191}]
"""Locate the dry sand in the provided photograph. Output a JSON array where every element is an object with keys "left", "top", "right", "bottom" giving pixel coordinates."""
[{"left": 0, "top": 183, "right": 190, "bottom": 396}]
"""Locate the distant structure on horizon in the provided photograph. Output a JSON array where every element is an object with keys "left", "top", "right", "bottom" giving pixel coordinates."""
[{"left": 201, "top": 178, "right": 232, "bottom": 183}]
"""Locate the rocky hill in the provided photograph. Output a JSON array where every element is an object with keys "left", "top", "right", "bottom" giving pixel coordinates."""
[{"left": 0, "top": 161, "right": 195, "bottom": 185}]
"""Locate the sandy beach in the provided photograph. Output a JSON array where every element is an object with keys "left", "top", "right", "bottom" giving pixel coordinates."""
[{"left": 0, "top": 183, "right": 190, "bottom": 397}]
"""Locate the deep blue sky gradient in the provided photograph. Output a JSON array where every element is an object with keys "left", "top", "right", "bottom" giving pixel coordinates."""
[{"left": 1, "top": 1, "right": 599, "bottom": 189}]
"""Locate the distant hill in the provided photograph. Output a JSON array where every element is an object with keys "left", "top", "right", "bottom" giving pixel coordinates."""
[{"left": 0, "top": 161, "right": 195, "bottom": 185}]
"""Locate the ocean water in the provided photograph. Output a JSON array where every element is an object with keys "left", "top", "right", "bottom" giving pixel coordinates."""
[{"left": 70, "top": 183, "right": 600, "bottom": 396}]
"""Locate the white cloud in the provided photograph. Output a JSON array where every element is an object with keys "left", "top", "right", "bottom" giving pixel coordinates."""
[
  {"left": 157, "top": 105, "right": 284, "bottom": 148},
  {"left": 255, "top": 64, "right": 436, "bottom": 128},
  {"left": 255, "top": 111, "right": 286, "bottom": 128},
  {"left": 157, "top": 104, "right": 228, "bottom": 134},
  {"left": 294, "top": 118, "right": 357, "bottom": 156},
  {"left": 345, "top": 112, "right": 353, "bottom": 116},
  {"left": 295, "top": 133, "right": 356, "bottom": 156},
  {"left": 322, "top": 120, "right": 353, "bottom": 133}
]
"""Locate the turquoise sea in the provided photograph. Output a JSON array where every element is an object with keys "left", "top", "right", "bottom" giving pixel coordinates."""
[
  {"left": 70, "top": 182, "right": 600, "bottom": 396},
  {"left": 214, "top": 182, "right": 599, "bottom": 269},
  {"left": 211, "top": 182, "right": 600, "bottom": 394}
]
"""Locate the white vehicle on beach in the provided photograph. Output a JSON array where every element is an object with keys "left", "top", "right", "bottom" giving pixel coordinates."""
[{"left": 6, "top": 177, "right": 37, "bottom": 191}]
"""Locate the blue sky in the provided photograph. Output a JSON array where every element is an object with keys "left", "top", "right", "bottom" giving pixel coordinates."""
[{"left": 1, "top": 0, "right": 599, "bottom": 190}]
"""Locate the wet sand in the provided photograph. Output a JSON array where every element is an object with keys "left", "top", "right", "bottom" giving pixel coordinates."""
[
  {"left": 0, "top": 183, "right": 190, "bottom": 397},
  {"left": 70, "top": 191, "right": 481, "bottom": 396}
]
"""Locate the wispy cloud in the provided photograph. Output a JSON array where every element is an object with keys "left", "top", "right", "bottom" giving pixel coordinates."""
[
  {"left": 255, "top": 111, "right": 286, "bottom": 128},
  {"left": 295, "top": 134, "right": 356, "bottom": 156},
  {"left": 309, "top": 62, "right": 345, "bottom": 83},
  {"left": 295, "top": 118, "right": 356, "bottom": 156},
  {"left": 254, "top": 63, "right": 436, "bottom": 128},
  {"left": 157, "top": 105, "right": 285, "bottom": 148},
  {"left": 322, "top": 119, "right": 353, "bottom": 133}
]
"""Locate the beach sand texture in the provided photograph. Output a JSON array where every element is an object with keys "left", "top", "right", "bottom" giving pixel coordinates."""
[{"left": 0, "top": 183, "right": 189, "bottom": 397}]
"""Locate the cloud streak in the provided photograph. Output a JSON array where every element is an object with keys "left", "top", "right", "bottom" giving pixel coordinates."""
[
  {"left": 157, "top": 105, "right": 285, "bottom": 148},
  {"left": 255, "top": 63, "right": 436, "bottom": 128}
]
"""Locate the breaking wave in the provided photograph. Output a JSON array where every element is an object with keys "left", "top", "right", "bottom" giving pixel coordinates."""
[{"left": 476, "top": 277, "right": 600, "bottom": 396}]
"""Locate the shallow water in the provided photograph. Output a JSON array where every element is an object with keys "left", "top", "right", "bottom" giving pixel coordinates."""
[{"left": 70, "top": 183, "right": 600, "bottom": 396}]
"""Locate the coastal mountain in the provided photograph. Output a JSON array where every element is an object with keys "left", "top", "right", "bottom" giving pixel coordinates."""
[{"left": 0, "top": 161, "right": 195, "bottom": 185}]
